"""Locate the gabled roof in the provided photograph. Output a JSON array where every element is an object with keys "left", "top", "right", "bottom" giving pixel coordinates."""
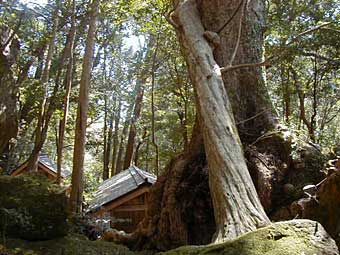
[
  {"left": 38, "top": 153, "right": 71, "bottom": 178},
  {"left": 10, "top": 153, "right": 71, "bottom": 178},
  {"left": 88, "top": 165, "right": 157, "bottom": 212}
]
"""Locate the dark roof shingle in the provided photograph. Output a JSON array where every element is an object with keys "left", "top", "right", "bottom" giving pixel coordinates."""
[
  {"left": 38, "top": 153, "right": 71, "bottom": 178},
  {"left": 88, "top": 165, "right": 156, "bottom": 212}
]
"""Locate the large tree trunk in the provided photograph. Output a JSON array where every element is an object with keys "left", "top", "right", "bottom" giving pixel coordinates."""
[
  {"left": 0, "top": 27, "right": 19, "bottom": 157},
  {"left": 131, "top": 118, "right": 215, "bottom": 250},
  {"left": 69, "top": 0, "right": 98, "bottom": 215},
  {"left": 127, "top": 0, "right": 313, "bottom": 251},
  {"left": 197, "top": 0, "right": 278, "bottom": 141},
  {"left": 172, "top": 0, "right": 270, "bottom": 242},
  {"left": 197, "top": 0, "right": 287, "bottom": 214}
]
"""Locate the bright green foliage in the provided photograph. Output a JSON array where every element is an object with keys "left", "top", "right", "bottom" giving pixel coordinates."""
[{"left": 265, "top": 0, "right": 340, "bottom": 150}]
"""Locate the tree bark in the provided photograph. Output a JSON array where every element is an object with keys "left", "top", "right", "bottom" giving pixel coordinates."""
[
  {"left": 0, "top": 27, "right": 19, "bottom": 156},
  {"left": 111, "top": 100, "right": 122, "bottom": 176},
  {"left": 134, "top": 127, "right": 148, "bottom": 167},
  {"left": 198, "top": 0, "right": 278, "bottom": 142},
  {"left": 123, "top": 81, "right": 144, "bottom": 170},
  {"left": 57, "top": 0, "right": 77, "bottom": 184},
  {"left": 27, "top": 0, "right": 60, "bottom": 172},
  {"left": 69, "top": 0, "right": 98, "bottom": 215},
  {"left": 103, "top": 115, "right": 113, "bottom": 180},
  {"left": 128, "top": 0, "right": 298, "bottom": 250},
  {"left": 115, "top": 85, "right": 137, "bottom": 174},
  {"left": 172, "top": 0, "right": 270, "bottom": 242},
  {"left": 151, "top": 38, "right": 160, "bottom": 176}
]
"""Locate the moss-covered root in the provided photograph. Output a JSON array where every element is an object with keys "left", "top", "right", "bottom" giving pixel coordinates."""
[
  {"left": 3, "top": 234, "right": 142, "bottom": 255},
  {"left": 159, "top": 220, "right": 339, "bottom": 255}
]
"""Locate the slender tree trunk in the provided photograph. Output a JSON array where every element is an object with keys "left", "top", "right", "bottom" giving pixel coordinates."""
[
  {"left": 115, "top": 88, "right": 136, "bottom": 174},
  {"left": 144, "top": 138, "right": 150, "bottom": 171},
  {"left": 19, "top": 39, "right": 47, "bottom": 126},
  {"left": 111, "top": 100, "right": 122, "bottom": 176},
  {"left": 177, "top": 104, "right": 189, "bottom": 151},
  {"left": 123, "top": 39, "right": 155, "bottom": 170},
  {"left": 123, "top": 81, "right": 144, "bottom": 169},
  {"left": 151, "top": 37, "right": 160, "bottom": 176},
  {"left": 57, "top": 0, "right": 77, "bottom": 184},
  {"left": 69, "top": 0, "right": 98, "bottom": 215},
  {"left": 115, "top": 126, "right": 128, "bottom": 174},
  {"left": 103, "top": 115, "right": 113, "bottom": 180},
  {"left": 282, "top": 66, "right": 290, "bottom": 123},
  {"left": 134, "top": 127, "right": 148, "bottom": 166},
  {"left": 310, "top": 56, "right": 318, "bottom": 142},
  {"left": 291, "top": 67, "right": 315, "bottom": 136},
  {"left": 102, "top": 95, "right": 109, "bottom": 178},
  {"left": 172, "top": 0, "right": 270, "bottom": 242},
  {"left": 27, "top": 0, "right": 60, "bottom": 172}
]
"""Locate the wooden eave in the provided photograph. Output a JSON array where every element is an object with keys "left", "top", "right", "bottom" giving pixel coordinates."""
[
  {"left": 91, "top": 185, "right": 151, "bottom": 217},
  {"left": 10, "top": 161, "right": 62, "bottom": 179}
]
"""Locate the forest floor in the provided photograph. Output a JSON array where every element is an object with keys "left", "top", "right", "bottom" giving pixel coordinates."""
[{"left": 1, "top": 219, "right": 339, "bottom": 255}]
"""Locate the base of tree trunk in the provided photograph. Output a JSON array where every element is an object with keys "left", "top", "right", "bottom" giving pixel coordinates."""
[
  {"left": 131, "top": 139, "right": 215, "bottom": 250},
  {"left": 116, "top": 128, "right": 326, "bottom": 251}
]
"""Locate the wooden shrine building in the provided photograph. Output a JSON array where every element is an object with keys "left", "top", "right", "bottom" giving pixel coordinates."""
[
  {"left": 87, "top": 165, "right": 157, "bottom": 233},
  {"left": 10, "top": 153, "right": 71, "bottom": 180}
]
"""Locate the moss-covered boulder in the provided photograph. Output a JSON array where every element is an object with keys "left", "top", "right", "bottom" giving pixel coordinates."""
[
  {"left": 2, "top": 234, "right": 140, "bottom": 255},
  {"left": 0, "top": 174, "right": 68, "bottom": 241},
  {"left": 159, "top": 220, "right": 339, "bottom": 255}
]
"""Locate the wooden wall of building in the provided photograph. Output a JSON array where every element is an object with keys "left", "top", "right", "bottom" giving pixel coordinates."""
[{"left": 110, "top": 191, "right": 149, "bottom": 233}]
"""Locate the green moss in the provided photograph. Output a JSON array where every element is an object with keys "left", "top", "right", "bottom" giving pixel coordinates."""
[
  {"left": 1, "top": 220, "right": 337, "bottom": 255},
  {"left": 159, "top": 220, "right": 337, "bottom": 255},
  {"left": 2, "top": 234, "right": 140, "bottom": 255},
  {"left": 0, "top": 174, "right": 68, "bottom": 241}
]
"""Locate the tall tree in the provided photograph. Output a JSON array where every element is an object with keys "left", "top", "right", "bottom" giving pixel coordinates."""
[
  {"left": 132, "top": 0, "right": 283, "bottom": 249},
  {"left": 69, "top": 0, "right": 99, "bottom": 215},
  {"left": 123, "top": 79, "right": 144, "bottom": 169},
  {"left": 150, "top": 37, "right": 160, "bottom": 176},
  {"left": 111, "top": 99, "right": 122, "bottom": 176},
  {"left": 172, "top": 0, "right": 270, "bottom": 241},
  {"left": 27, "top": 0, "right": 60, "bottom": 172},
  {"left": 0, "top": 27, "right": 20, "bottom": 156},
  {"left": 57, "top": 0, "right": 77, "bottom": 184}
]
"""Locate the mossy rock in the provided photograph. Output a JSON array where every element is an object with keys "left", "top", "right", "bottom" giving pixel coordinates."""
[
  {"left": 1, "top": 234, "right": 142, "bottom": 255},
  {"left": 159, "top": 220, "right": 339, "bottom": 255},
  {"left": 0, "top": 174, "right": 68, "bottom": 241}
]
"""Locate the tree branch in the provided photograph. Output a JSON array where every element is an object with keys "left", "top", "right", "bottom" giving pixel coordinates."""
[
  {"left": 287, "top": 22, "right": 333, "bottom": 45},
  {"left": 236, "top": 109, "right": 270, "bottom": 125},
  {"left": 220, "top": 58, "right": 271, "bottom": 72},
  {"left": 220, "top": 22, "right": 333, "bottom": 72},
  {"left": 229, "top": 0, "right": 247, "bottom": 66},
  {"left": 216, "top": 0, "right": 244, "bottom": 34}
]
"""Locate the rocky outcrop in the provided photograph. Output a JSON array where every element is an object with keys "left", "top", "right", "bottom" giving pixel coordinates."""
[
  {"left": 161, "top": 220, "right": 339, "bottom": 255},
  {"left": 0, "top": 174, "right": 68, "bottom": 241},
  {"left": 246, "top": 129, "right": 326, "bottom": 213},
  {"left": 272, "top": 158, "right": 340, "bottom": 247}
]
